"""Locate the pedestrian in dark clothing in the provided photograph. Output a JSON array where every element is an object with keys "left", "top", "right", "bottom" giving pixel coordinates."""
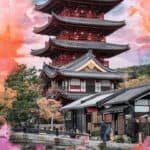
[
  {"left": 100, "top": 121, "right": 107, "bottom": 143},
  {"left": 105, "top": 123, "right": 113, "bottom": 141}
]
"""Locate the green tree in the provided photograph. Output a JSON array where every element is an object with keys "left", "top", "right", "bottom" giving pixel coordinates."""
[{"left": 5, "top": 65, "right": 41, "bottom": 126}]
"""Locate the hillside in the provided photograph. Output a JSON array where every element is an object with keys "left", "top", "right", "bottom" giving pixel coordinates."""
[
  {"left": 117, "top": 64, "right": 150, "bottom": 88},
  {"left": 118, "top": 64, "right": 150, "bottom": 77}
]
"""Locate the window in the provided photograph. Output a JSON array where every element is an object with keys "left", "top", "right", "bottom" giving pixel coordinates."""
[
  {"left": 65, "top": 111, "right": 72, "bottom": 121},
  {"left": 111, "top": 83, "right": 114, "bottom": 90},
  {"left": 69, "top": 79, "right": 86, "bottom": 92},
  {"left": 101, "top": 80, "right": 111, "bottom": 91},
  {"left": 81, "top": 80, "right": 86, "bottom": 92},
  {"left": 95, "top": 80, "right": 101, "bottom": 92},
  {"left": 62, "top": 80, "right": 68, "bottom": 90}
]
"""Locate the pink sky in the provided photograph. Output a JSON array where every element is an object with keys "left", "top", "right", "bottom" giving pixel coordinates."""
[{"left": 0, "top": 0, "right": 150, "bottom": 80}]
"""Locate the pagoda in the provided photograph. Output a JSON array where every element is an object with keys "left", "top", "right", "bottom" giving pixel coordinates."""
[{"left": 32, "top": 0, "right": 134, "bottom": 105}]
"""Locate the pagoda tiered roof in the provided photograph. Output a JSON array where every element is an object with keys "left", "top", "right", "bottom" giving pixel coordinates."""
[
  {"left": 42, "top": 51, "right": 135, "bottom": 80},
  {"left": 31, "top": 38, "right": 129, "bottom": 58},
  {"left": 35, "top": 0, "right": 123, "bottom": 13},
  {"left": 34, "top": 12, "right": 125, "bottom": 36}
]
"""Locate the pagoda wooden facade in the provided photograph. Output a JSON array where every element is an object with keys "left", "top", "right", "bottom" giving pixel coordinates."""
[{"left": 32, "top": 0, "right": 135, "bottom": 131}]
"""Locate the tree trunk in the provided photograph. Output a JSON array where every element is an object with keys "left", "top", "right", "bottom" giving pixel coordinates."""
[{"left": 51, "top": 113, "right": 54, "bottom": 131}]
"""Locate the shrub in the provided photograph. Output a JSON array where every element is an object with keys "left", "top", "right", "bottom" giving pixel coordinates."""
[
  {"left": 113, "top": 135, "right": 131, "bottom": 143},
  {"left": 91, "top": 128, "right": 100, "bottom": 137}
]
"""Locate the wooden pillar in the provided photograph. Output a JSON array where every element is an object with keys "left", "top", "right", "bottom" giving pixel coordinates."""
[{"left": 82, "top": 109, "right": 87, "bottom": 133}]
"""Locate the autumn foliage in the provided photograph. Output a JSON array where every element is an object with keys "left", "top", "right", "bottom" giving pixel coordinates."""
[
  {"left": 0, "top": 86, "right": 16, "bottom": 108},
  {"left": 120, "top": 76, "right": 150, "bottom": 88},
  {"left": 0, "top": 82, "right": 16, "bottom": 119},
  {"left": 37, "top": 98, "right": 62, "bottom": 121}
]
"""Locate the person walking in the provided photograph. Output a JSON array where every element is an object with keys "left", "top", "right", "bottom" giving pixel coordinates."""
[
  {"left": 100, "top": 120, "right": 107, "bottom": 144},
  {"left": 105, "top": 123, "right": 113, "bottom": 141}
]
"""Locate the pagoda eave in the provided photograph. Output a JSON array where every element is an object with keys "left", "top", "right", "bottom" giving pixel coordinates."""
[
  {"left": 50, "top": 39, "right": 129, "bottom": 57},
  {"left": 31, "top": 42, "right": 50, "bottom": 57},
  {"left": 31, "top": 39, "right": 129, "bottom": 58},
  {"left": 34, "top": 13, "right": 125, "bottom": 36},
  {"left": 35, "top": 0, "right": 123, "bottom": 14}
]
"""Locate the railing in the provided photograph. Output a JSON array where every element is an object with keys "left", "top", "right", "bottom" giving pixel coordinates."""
[{"left": 12, "top": 127, "right": 88, "bottom": 138}]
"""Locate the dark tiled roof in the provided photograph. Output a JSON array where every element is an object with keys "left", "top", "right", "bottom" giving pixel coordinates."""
[
  {"left": 61, "top": 90, "right": 116, "bottom": 110},
  {"left": 42, "top": 51, "right": 135, "bottom": 80},
  {"left": 43, "top": 63, "right": 135, "bottom": 80},
  {"left": 60, "top": 50, "right": 115, "bottom": 72},
  {"left": 31, "top": 42, "right": 50, "bottom": 57},
  {"left": 51, "top": 39, "right": 129, "bottom": 51},
  {"left": 59, "top": 71, "right": 134, "bottom": 80},
  {"left": 53, "top": 12, "right": 125, "bottom": 27},
  {"left": 31, "top": 38, "right": 129, "bottom": 58},
  {"left": 98, "top": 84, "right": 150, "bottom": 106},
  {"left": 34, "top": 12, "right": 125, "bottom": 36},
  {"left": 59, "top": 92, "right": 92, "bottom": 101},
  {"left": 35, "top": 0, "right": 123, "bottom": 13}
]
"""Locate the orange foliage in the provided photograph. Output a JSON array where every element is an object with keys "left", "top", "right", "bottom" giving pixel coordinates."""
[
  {"left": 0, "top": 82, "right": 16, "bottom": 109},
  {"left": 0, "top": 116, "right": 6, "bottom": 126},
  {"left": 37, "top": 98, "right": 62, "bottom": 121}
]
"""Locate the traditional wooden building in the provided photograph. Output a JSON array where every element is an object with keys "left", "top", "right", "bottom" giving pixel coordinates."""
[
  {"left": 62, "top": 84, "right": 150, "bottom": 137},
  {"left": 40, "top": 50, "right": 134, "bottom": 105},
  {"left": 97, "top": 84, "right": 150, "bottom": 138},
  {"left": 32, "top": 0, "right": 135, "bottom": 131}
]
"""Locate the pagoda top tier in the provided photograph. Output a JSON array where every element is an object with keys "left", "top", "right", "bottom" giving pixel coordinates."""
[
  {"left": 34, "top": 12, "right": 125, "bottom": 36},
  {"left": 35, "top": 0, "right": 123, "bottom": 14},
  {"left": 31, "top": 38, "right": 129, "bottom": 58}
]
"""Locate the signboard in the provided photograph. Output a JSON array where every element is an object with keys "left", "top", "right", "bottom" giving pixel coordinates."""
[
  {"left": 135, "top": 99, "right": 150, "bottom": 106},
  {"left": 135, "top": 106, "right": 149, "bottom": 113},
  {"left": 86, "top": 107, "right": 98, "bottom": 113},
  {"left": 135, "top": 99, "right": 150, "bottom": 113}
]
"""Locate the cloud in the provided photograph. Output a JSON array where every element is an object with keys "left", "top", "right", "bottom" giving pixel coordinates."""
[
  {"left": 107, "top": 0, "right": 150, "bottom": 68},
  {"left": 16, "top": 56, "right": 51, "bottom": 70}
]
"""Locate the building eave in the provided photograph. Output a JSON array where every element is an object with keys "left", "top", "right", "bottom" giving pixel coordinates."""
[
  {"left": 42, "top": 63, "right": 135, "bottom": 81},
  {"left": 50, "top": 39, "right": 129, "bottom": 58},
  {"left": 97, "top": 84, "right": 150, "bottom": 107},
  {"left": 31, "top": 38, "right": 129, "bottom": 58},
  {"left": 31, "top": 42, "right": 50, "bottom": 57},
  {"left": 58, "top": 71, "right": 135, "bottom": 80}
]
